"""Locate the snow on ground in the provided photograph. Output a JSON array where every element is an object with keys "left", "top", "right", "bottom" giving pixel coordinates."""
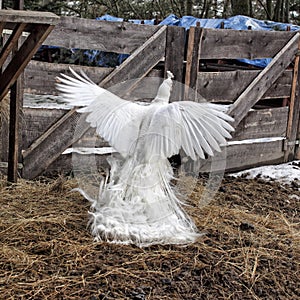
[{"left": 230, "top": 160, "right": 300, "bottom": 187}]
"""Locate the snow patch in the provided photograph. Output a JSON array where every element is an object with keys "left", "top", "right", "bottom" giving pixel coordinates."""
[{"left": 230, "top": 161, "right": 300, "bottom": 186}]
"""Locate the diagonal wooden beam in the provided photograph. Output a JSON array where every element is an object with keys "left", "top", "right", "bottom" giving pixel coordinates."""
[
  {"left": 0, "top": 24, "right": 54, "bottom": 102},
  {"left": 100, "top": 25, "right": 167, "bottom": 90},
  {"left": 0, "top": 23, "right": 26, "bottom": 69},
  {"left": 228, "top": 32, "right": 300, "bottom": 128}
]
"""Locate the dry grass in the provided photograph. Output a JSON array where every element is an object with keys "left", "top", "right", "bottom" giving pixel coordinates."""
[{"left": 0, "top": 175, "right": 299, "bottom": 299}]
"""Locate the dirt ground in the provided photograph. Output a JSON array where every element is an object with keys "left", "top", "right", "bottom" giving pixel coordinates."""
[{"left": 0, "top": 173, "right": 299, "bottom": 300}]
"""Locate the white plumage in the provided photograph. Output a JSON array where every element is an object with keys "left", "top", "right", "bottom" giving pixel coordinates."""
[{"left": 56, "top": 68, "right": 234, "bottom": 247}]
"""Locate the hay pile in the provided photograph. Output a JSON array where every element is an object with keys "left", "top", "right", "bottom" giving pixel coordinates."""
[{"left": 0, "top": 175, "right": 299, "bottom": 299}]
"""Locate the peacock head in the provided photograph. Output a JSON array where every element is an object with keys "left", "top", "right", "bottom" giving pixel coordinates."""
[{"left": 152, "top": 71, "right": 174, "bottom": 103}]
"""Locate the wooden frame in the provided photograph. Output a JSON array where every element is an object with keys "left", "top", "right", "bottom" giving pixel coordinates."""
[
  {"left": 0, "top": 9, "right": 59, "bottom": 182},
  {"left": 1, "top": 15, "right": 300, "bottom": 178}
]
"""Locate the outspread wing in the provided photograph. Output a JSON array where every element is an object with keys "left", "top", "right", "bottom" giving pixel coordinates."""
[
  {"left": 145, "top": 101, "right": 234, "bottom": 160},
  {"left": 56, "top": 68, "right": 147, "bottom": 157}
]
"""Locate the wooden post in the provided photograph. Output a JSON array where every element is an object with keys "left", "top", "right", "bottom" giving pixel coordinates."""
[
  {"left": 7, "top": 76, "right": 23, "bottom": 182},
  {"left": 7, "top": 0, "right": 24, "bottom": 182},
  {"left": 164, "top": 25, "right": 185, "bottom": 101},
  {"left": 285, "top": 41, "right": 300, "bottom": 161},
  {"left": 184, "top": 22, "right": 202, "bottom": 101}
]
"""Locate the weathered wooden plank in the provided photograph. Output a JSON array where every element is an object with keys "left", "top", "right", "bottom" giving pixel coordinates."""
[
  {"left": 22, "top": 108, "right": 80, "bottom": 179},
  {"left": 22, "top": 107, "right": 108, "bottom": 153},
  {"left": 232, "top": 107, "right": 288, "bottom": 141},
  {"left": 228, "top": 33, "right": 300, "bottom": 128},
  {"left": 196, "top": 139, "right": 284, "bottom": 173},
  {"left": 164, "top": 26, "right": 186, "bottom": 101},
  {"left": 0, "top": 10, "right": 59, "bottom": 26},
  {"left": 284, "top": 39, "right": 300, "bottom": 161},
  {"left": 197, "top": 70, "right": 293, "bottom": 102},
  {"left": 45, "top": 16, "right": 158, "bottom": 54},
  {"left": 184, "top": 26, "right": 202, "bottom": 101},
  {"left": 225, "top": 139, "right": 285, "bottom": 172},
  {"left": 24, "top": 61, "right": 113, "bottom": 94},
  {"left": 24, "top": 62, "right": 162, "bottom": 94},
  {"left": 0, "top": 23, "right": 26, "bottom": 68},
  {"left": 41, "top": 139, "right": 284, "bottom": 175},
  {"left": 22, "top": 107, "right": 67, "bottom": 148},
  {"left": 0, "top": 24, "right": 55, "bottom": 101},
  {"left": 200, "top": 28, "right": 296, "bottom": 59}
]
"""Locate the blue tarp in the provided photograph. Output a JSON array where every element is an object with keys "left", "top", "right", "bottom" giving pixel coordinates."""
[
  {"left": 96, "top": 14, "right": 299, "bottom": 68},
  {"left": 160, "top": 14, "right": 224, "bottom": 29},
  {"left": 99, "top": 13, "right": 300, "bottom": 32},
  {"left": 223, "top": 15, "right": 300, "bottom": 31},
  {"left": 96, "top": 14, "right": 155, "bottom": 25},
  {"left": 39, "top": 14, "right": 299, "bottom": 68}
]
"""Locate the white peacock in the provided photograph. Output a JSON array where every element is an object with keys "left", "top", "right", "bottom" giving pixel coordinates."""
[{"left": 56, "top": 68, "right": 234, "bottom": 247}]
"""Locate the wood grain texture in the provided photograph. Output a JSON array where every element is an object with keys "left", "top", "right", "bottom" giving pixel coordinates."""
[
  {"left": 44, "top": 16, "right": 157, "bottom": 54},
  {"left": 197, "top": 70, "right": 293, "bottom": 102},
  {"left": 284, "top": 38, "right": 300, "bottom": 161},
  {"left": 232, "top": 107, "right": 288, "bottom": 141},
  {"left": 200, "top": 28, "right": 296, "bottom": 59},
  {"left": 184, "top": 26, "right": 202, "bottom": 101},
  {"left": 22, "top": 108, "right": 80, "bottom": 179},
  {"left": 0, "top": 24, "right": 55, "bottom": 101},
  {"left": 100, "top": 25, "right": 166, "bottom": 90},
  {"left": 165, "top": 26, "right": 186, "bottom": 101},
  {"left": 24, "top": 61, "right": 113, "bottom": 95},
  {"left": 5, "top": 18, "right": 300, "bottom": 176},
  {"left": 0, "top": 23, "right": 26, "bottom": 68},
  {"left": 22, "top": 107, "right": 67, "bottom": 149},
  {"left": 7, "top": 79, "right": 23, "bottom": 182},
  {"left": 0, "top": 9, "right": 59, "bottom": 26},
  {"left": 228, "top": 33, "right": 300, "bottom": 127},
  {"left": 197, "top": 139, "right": 284, "bottom": 173}
]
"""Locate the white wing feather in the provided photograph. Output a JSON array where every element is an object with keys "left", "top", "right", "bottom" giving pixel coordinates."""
[
  {"left": 57, "top": 69, "right": 234, "bottom": 161},
  {"left": 145, "top": 101, "right": 234, "bottom": 160},
  {"left": 56, "top": 69, "right": 148, "bottom": 157}
]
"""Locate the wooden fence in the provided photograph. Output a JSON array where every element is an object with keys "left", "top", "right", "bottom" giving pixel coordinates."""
[{"left": 0, "top": 16, "right": 299, "bottom": 178}]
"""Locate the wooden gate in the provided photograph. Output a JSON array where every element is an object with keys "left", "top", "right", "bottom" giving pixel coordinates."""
[{"left": 1, "top": 16, "right": 300, "bottom": 178}]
